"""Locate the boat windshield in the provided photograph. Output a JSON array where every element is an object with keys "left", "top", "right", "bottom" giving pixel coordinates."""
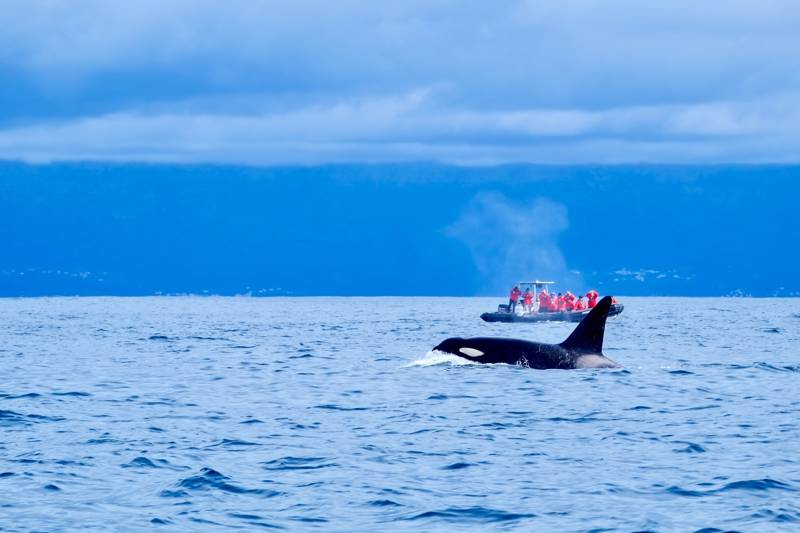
[{"left": 517, "top": 280, "right": 555, "bottom": 305}]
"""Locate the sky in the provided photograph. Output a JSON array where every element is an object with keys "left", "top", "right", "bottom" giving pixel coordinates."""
[{"left": 1, "top": 1, "right": 800, "bottom": 165}]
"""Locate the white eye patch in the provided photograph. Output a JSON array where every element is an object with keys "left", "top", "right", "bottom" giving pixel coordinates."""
[{"left": 459, "top": 347, "right": 484, "bottom": 357}]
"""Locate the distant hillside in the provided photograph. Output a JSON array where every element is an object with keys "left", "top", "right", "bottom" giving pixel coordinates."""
[{"left": 1, "top": 162, "right": 797, "bottom": 296}]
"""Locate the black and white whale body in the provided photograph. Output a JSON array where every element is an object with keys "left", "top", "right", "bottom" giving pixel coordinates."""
[{"left": 433, "top": 296, "right": 620, "bottom": 370}]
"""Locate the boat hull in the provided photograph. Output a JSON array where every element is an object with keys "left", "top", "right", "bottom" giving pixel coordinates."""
[{"left": 481, "top": 304, "right": 624, "bottom": 323}]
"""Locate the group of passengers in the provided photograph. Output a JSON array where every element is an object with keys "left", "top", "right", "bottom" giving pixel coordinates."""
[{"left": 508, "top": 286, "right": 603, "bottom": 314}]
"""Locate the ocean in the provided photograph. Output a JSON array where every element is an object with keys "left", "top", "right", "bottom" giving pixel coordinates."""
[{"left": 1, "top": 296, "right": 799, "bottom": 531}]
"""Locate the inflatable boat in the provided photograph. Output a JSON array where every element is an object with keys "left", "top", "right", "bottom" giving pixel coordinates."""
[
  {"left": 481, "top": 303, "right": 624, "bottom": 323},
  {"left": 481, "top": 280, "right": 624, "bottom": 323}
]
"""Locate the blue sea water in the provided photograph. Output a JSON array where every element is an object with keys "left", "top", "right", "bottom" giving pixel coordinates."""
[{"left": 1, "top": 296, "right": 799, "bottom": 531}]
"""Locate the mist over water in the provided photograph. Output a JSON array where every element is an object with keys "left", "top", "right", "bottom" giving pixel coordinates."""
[
  {"left": 1, "top": 296, "right": 799, "bottom": 531},
  {"left": 446, "top": 193, "right": 581, "bottom": 294}
]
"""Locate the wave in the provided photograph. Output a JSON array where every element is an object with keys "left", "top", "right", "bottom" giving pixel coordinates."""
[
  {"left": 226, "top": 513, "right": 284, "bottom": 529},
  {"left": 207, "top": 438, "right": 261, "bottom": 449},
  {"left": 0, "top": 392, "right": 42, "bottom": 400},
  {"left": 720, "top": 478, "right": 795, "bottom": 492},
  {"left": 753, "top": 362, "right": 800, "bottom": 373},
  {"left": 666, "top": 478, "right": 796, "bottom": 498},
  {"left": 404, "top": 506, "right": 536, "bottom": 523},
  {"left": 0, "top": 409, "right": 64, "bottom": 426},
  {"left": 172, "top": 467, "right": 282, "bottom": 497},
  {"left": 122, "top": 456, "right": 188, "bottom": 470},
  {"left": 122, "top": 457, "right": 160, "bottom": 469},
  {"left": 674, "top": 442, "right": 707, "bottom": 454},
  {"left": 262, "top": 456, "right": 338, "bottom": 471},
  {"left": 314, "top": 404, "right": 368, "bottom": 411},
  {"left": 368, "top": 499, "right": 404, "bottom": 507},
  {"left": 442, "top": 462, "right": 477, "bottom": 470}
]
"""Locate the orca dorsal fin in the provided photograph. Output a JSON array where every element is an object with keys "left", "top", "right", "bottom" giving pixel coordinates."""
[{"left": 560, "top": 296, "right": 613, "bottom": 354}]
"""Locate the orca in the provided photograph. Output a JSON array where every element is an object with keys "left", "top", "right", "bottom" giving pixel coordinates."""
[{"left": 433, "top": 296, "right": 620, "bottom": 370}]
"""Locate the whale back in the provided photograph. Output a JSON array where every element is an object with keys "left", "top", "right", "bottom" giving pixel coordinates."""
[{"left": 559, "top": 296, "right": 613, "bottom": 355}]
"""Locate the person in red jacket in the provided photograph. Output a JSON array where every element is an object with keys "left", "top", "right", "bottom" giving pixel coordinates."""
[
  {"left": 586, "top": 289, "right": 599, "bottom": 309},
  {"left": 508, "top": 285, "right": 522, "bottom": 313},
  {"left": 564, "top": 295, "right": 576, "bottom": 311},
  {"left": 574, "top": 296, "right": 587, "bottom": 311},
  {"left": 522, "top": 288, "right": 534, "bottom": 313},
  {"left": 538, "top": 290, "right": 551, "bottom": 313}
]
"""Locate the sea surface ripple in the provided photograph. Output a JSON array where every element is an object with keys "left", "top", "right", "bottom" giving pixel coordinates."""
[{"left": 1, "top": 296, "right": 799, "bottom": 531}]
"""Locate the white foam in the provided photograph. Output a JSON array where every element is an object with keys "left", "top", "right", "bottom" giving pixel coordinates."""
[{"left": 403, "top": 350, "right": 478, "bottom": 368}]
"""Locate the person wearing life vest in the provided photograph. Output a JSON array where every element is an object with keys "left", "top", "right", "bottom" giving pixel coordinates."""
[
  {"left": 553, "top": 293, "right": 563, "bottom": 312},
  {"left": 574, "top": 295, "right": 587, "bottom": 311},
  {"left": 538, "top": 290, "right": 551, "bottom": 313},
  {"left": 508, "top": 285, "right": 522, "bottom": 313},
  {"left": 586, "top": 289, "right": 599, "bottom": 309},
  {"left": 564, "top": 296, "right": 576, "bottom": 311},
  {"left": 522, "top": 287, "right": 534, "bottom": 313}
]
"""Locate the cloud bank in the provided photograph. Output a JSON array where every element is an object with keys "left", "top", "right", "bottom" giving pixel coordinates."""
[{"left": 1, "top": 1, "right": 799, "bottom": 164}]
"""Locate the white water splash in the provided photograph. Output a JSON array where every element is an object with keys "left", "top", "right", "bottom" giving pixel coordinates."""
[{"left": 403, "top": 350, "right": 479, "bottom": 367}]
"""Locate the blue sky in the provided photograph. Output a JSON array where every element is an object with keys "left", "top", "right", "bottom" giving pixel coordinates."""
[{"left": 1, "top": 1, "right": 800, "bottom": 165}]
